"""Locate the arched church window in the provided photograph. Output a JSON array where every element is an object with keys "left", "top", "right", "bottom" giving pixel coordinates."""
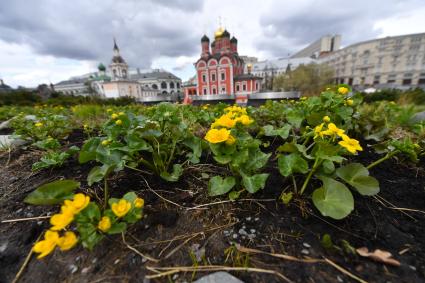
[
  {"left": 170, "top": 82, "right": 175, "bottom": 89},
  {"left": 152, "top": 84, "right": 158, "bottom": 89},
  {"left": 176, "top": 82, "right": 180, "bottom": 88},
  {"left": 122, "top": 69, "right": 127, "bottom": 78},
  {"left": 161, "top": 82, "right": 167, "bottom": 89}
]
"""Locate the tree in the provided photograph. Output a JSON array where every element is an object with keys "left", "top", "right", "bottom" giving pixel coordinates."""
[{"left": 273, "top": 63, "right": 334, "bottom": 96}]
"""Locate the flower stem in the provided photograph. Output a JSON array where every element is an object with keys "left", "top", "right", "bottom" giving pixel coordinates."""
[
  {"left": 300, "top": 158, "right": 321, "bottom": 195},
  {"left": 367, "top": 150, "right": 399, "bottom": 170},
  {"left": 104, "top": 177, "right": 109, "bottom": 209}
]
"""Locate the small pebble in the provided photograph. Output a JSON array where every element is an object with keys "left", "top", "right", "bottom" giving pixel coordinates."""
[
  {"left": 409, "top": 265, "right": 417, "bottom": 271},
  {"left": 92, "top": 258, "right": 98, "bottom": 264},
  {"left": 303, "top": 242, "right": 311, "bottom": 248},
  {"left": 337, "top": 275, "right": 343, "bottom": 282},
  {"left": 114, "top": 259, "right": 120, "bottom": 264},
  {"left": 250, "top": 229, "right": 256, "bottom": 234},
  {"left": 172, "top": 274, "right": 179, "bottom": 280},
  {"left": 81, "top": 267, "right": 90, "bottom": 274},
  {"left": 26, "top": 212, "right": 34, "bottom": 217},
  {"left": 69, "top": 264, "right": 78, "bottom": 274},
  {"left": 0, "top": 242, "right": 8, "bottom": 253},
  {"left": 301, "top": 249, "right": 310, "bottom": 255},
  {"left": 37, "top": 221, "right": 43, "bottom": 225},
  {"left": 239, "top": 228, "right": 248, "bottom": 236},
  {"left": 16, "top": 208, "right": 23, "bottom": 214},
  {"left": 246, "top": 217, "right": 251, "bottom": 221},
  {"left": 233, "top": 234, "right": 238, "bottom": 239},
  {"left": 144, "top": 225, "right": 150, "bottom": 229},
  {"left": 254, "top": 217, "right": 259, "bottom": 221}
]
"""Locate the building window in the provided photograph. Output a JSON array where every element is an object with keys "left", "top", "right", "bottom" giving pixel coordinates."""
[
  {"left": 176, "top": 82, "right": 180, "bottom": 88},
  {"left": 203, "top": 88, "right": 207, "bottom": 95},
  {"left": 242, "top": 83, "right": 246, "bottom": 91},
  {"left": 211, "top": 73, "right": 216, "bottom": 82},
  {"left": 152, "top": 84, "right": 158, "bottom": 89},
  {"left": 161, "top": 82, "right": 167, "bottom": 89},
  {"left": 169, "top": 82, "right": 175, "bottom": 89},
  {"left": 221, "top": 72, "right": 225, "bottom": 81},
  {"left": 402, "top": 79, "right": 412, "bottom": 85},
  {"left": 373, "top": 75, "right": 380, "bottom": 85},
  {"left": 221, "top": 87, "right": 226, "bottom": 94},
  {"left": 255, "top": 82, "right": 259, "bottom": 90},
  {"left": 212, "top": 88, "right": 216, "bottom": 94},
  {"left": 202, "top": 74, "right": 206, "bottom": 83},
  {"left": 236, "top": 84, "right": 240, "bottom": 92}
]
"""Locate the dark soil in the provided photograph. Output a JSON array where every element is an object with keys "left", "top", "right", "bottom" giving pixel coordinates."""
[{"left": 0, "top": 132, "right": 424, "bottom": 283}]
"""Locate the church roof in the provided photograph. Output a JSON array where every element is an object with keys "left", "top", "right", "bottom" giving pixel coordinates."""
[
  {"left": 201, "top": 35, "right": 210, "bottom": 42},
  {"left": 230, "top": 36, "right": 238, "bottom": 43},
  {"left": 222, "top": 30, "right": 230, "bottom": 38},
  {"left": 130, "top": 70, "right": 181, "bottom": 81},
  {"left": 111, "top": 55, "right": 126, "bottom": 64}
]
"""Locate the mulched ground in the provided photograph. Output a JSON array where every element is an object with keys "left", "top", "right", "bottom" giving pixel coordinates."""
[{"left": 0, "top": 131, "right": 424, "bottom": 283}]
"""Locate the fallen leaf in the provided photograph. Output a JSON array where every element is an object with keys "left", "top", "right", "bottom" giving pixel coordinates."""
[{"left": 356, "top": 247, "right": 400, "bottom": 266}]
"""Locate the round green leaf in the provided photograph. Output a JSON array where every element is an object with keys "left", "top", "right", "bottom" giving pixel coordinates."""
[
  {"left": 208, "top": 176, "right": 236, "bottom": 196},
  {"left": 336, "top": 163, "right": 380, "bottom": 196},
  {"left": 312, "top": 177, "right": 354, "bottom": 220}
]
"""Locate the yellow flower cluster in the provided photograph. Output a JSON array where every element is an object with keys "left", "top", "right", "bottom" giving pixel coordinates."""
[
  {"left": 33, "top": 230, "right": 78, "bottom": 259},
  {"left": 33, "top": 193, "right": 89, "bottom": 259},
  {"left": 35, "top": 122, "right": 43, "bottom": 127},
  {"left": 314, "top": 117, "right": 363, "bottom": 154},
  {"left": 338, "top": 87, "right": 349, "bottom": 95},
  {"left": 205, "top": 128, "right": 234, "bottom": 144}
]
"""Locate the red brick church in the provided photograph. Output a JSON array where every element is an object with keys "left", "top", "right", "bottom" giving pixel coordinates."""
[{"left": 184, "top": 27, "right": 261, "bottom": 104}]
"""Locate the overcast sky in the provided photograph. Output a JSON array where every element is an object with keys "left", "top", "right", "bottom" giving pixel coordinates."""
[{"left": 1, "top": 0, "right": 425, "bottom": 87}]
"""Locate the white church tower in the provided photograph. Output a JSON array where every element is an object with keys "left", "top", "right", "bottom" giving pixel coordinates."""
[{"left": 109, "top": 38, "right": 128, "bottom": 81}]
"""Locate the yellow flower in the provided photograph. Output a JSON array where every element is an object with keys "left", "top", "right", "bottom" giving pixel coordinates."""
[
  {"left": 301, "top": 97, "right": 307, "bottom": 100},
  {"left": 211, "top": 114, "right": 235, "bottom": 129},
  {"left": 111, "top": 199, "right": 131, "bottom": 218},
  {"left": 204, "top": 128, "right": 231, "bottom": 144},
  {"left": 64, "top": 193, "right": 90, "bottom": 214},
  {"left": 98, "top": 216, "right": 112, "bottom": 232},
  {"left": 50, "top": 211, "right": 74, "bottom": 231},
  {"left": 346, "top": 99, "right": 354, "bottom": 106},
  {"left": 33, "top": 230, "right": 59, "bottom": 259},
  {"left": 57, "top": 231, "right": 78, "bottom": 251},
  {"left": 202, "top": 104, "right": 209, "bottom": 110},
  {"left": 118, "top": 112, "right": 125, "bottom": 116},
  {"left": 323, "top": 116, "right": 331, "bottom": 123},
  {"left": 101, "top": 139, "right": 110, "bottom": 146},
  {"left": 35, "top": 122, "right": 43, "bottom": 127},
  {"left": 235, "top": 114, "right": 253, "bottom": 126},
  {"left": 111, "top": 113, "right": 118, "bottom": 119},
  {"left": 134, "top": 198, "right": 145, "bottom": 208},
  {"left": 83, "top": 124, "right": 89, "bottom": 129},
  {"left": 338, "top": 87, "right": 349, "bottom": 95},
  {"left": 225, "top": 135, "right": 236, "bottom": 145},
  {"left": 338, "top": 135, "right": 363, "bottom": 154},
  {"left": 321, "top": 123, "right": 345, "bottom": 137},
  {"left": 115, "top": 119, "right": 122, "bottom": 126},
  {"left": 314, "top": 123, "right": 325, "bottom": 138}
]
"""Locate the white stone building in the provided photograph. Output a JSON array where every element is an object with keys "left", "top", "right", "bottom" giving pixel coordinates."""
[{"left": 317, "top": 33, "right": 425, "bottom": 89}]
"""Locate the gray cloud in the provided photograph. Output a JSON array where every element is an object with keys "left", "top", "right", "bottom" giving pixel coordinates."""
[{"left": 0, "top": 0, "right": 202, "bottom": 69}]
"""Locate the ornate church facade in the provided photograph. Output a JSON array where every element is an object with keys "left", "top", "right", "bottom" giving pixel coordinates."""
[{"left": 193, "top": 27, "right": 261, "bottom": 103}]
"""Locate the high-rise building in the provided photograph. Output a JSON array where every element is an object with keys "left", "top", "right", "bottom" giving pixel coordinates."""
[{"left": 291, "top": 35, "right": 341, "bottom": 59}]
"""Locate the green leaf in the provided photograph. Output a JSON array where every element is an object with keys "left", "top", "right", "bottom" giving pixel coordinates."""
[
  {"left": 263, "top": 124, "right": 291, "bottom": 139},
  {"left": 24, "top": 179, "right": 80, "bottom": 205},
  {"left": 75, "top": 202, "right": 101, "bottom": 223},
  {"left": 312, "top": 176, "right": 354, "bottom": 220},
  {"left": 160, "top": 164, "right": 183, "bottom": 182},
  {"left": 241, "top": 173, "right": 269, "bottom": 194},
  {"left": 336, "top": 163, "right": 380, "bottom": 196},
  {"left": 107, "top": 222, "right": 127, "bottom": 234},
  {"left": 87, "top": 164, "right": 112, "bottom": 186},
  {"left": 79, "top": 137, "right": 100, "bottom": 163},
  {"left": 278, "top": 153, "right": 309, "bottom": 177},
  {"left": 208, "top": 176, "right": 236, "bottom": 196},
  {"left": 228, "top": 190, "right": 241, "bottom": 200},
  {"left": 213, "top": 154, "right": 233, "bottom": 164},
  {"left": 314, "top": 141, "right": 345, "bottom": 163},
  {"left": 322, "top": 160, "right": 335, "bottom": 174}
]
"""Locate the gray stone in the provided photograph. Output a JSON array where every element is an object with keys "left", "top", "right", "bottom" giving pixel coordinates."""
[
  {"left": 0, "top": 135, "right": 26, "bottom": 148},
  {"left": 0, "top": 119, "right": 11, "bottom": 130},
  {"left": 25, "top": 115, "right": 37, "bottom": 121},
  {"left": 194, "top": 272, "right": 244, "bottom": 283},
  {"left": 0, "top": 242, "right": 8, "bottom": 253},
  {"left": 411, "top": 111, "right": 425, "bottom": 123},
  {"left": 301, "top": 249, "right": 310, "bottom": 255}
]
